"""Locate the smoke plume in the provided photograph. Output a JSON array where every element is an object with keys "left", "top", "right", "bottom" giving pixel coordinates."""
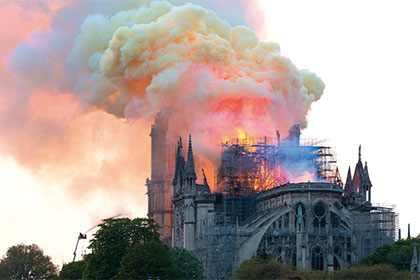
[
  {"left": 67, "top": 0, "right": 324, "bottom": 162},
  {"left": 0, "top": 0, "right": 324, "bottom": 204}
]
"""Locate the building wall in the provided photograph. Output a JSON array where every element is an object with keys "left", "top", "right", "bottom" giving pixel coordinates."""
[
  {"left": 184, "top": 183, "right": 397, "bottom": 279},
  {"left": 253, "top": 185, "right": 354, "bottom": 272},
  {"left": 147, "top": 114, "right": 174, "bottom": 245}
]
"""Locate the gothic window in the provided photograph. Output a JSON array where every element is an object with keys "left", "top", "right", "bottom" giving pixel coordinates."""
[
  {"left": 334, "top": 246, "right": 343, "bottom": 259},
  {"left": 285, "top": 213, "right": 290, "bottom": 228},
  {"left": 362, "top": 231, "right": 372, "bottom": 257},
  {"left": 294, "top": 203, "right": 306, "bottom": 230},
  {"left": 334, "top": 256, "right": 340, "bottom": 270},
  {"left": 311, "top": 246, "right": 324, "bottom": 271},
  {"left": 331, "top": 212, "right": 340, "bottom": 228},
  {"left": 313, "top": 203, "right": 326, "bottom": 232}
]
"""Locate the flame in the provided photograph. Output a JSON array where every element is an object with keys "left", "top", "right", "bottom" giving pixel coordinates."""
[
  {"left": 217, "top": 134, "right": 325, "bottom": 193},
  {"left": 292, "top": 172, "right": 317, "bottom": 183},
  {"left": 254, "top": 163, "right": 289, "bottom": 191},
  {"left": 65, "top": 1, "right": 325, "bottom": 169},
  {"left": 236, "top": 128, "right": 246, "bottom": 140}
]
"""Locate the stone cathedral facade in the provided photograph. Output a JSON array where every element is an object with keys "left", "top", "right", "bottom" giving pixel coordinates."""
[
  {"left": 147, "top": 117, "right": 398, "bottom": 279},
  {"left": 169, "top": 138, "right": 397, "bottom": 279}
]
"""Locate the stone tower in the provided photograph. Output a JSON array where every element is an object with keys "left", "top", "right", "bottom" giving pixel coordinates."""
[
  {"left": 343, "top": 145, "right": 372, "bottom": 204},
  {"left": 146, "top": 112, "right": 174, "bottom": 245},
  {"left": 172, "top": 135, "right": 214, "bottom": 250}
]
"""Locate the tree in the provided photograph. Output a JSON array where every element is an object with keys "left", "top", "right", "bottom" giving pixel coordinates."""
[
  {"left": 302, "top": 264, "right": 411, "bottom": 280},
  {"left": 169, "top": 247, "right": 205, "bottom": 280},
  {"left": 361, "top": 236, "right": 420, "bottom": 270},
  {"left": 118, "top": 241, "right": 179, "bottom": 279},
  {"left": 59, "top": 260, "right": 85, "bottom": 280},
  {"left": 232, "top": 254, "right": 298, "bottom": 280},
  {"left": 330, "top": 264, "right": 410, "bottom": 280},
  {"left": 0, "top": 243, "right": 57, "bottom": 280},
  {"left": 82, "top": 217, "right": 160, "bottom": 279}
]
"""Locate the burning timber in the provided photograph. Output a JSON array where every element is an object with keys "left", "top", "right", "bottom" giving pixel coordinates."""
[
  {"left": 216, "top": 125, "right": 339, "bottom": 194},
  {"left": 146, "top": 118, "right": 398, "bottom": 279}
]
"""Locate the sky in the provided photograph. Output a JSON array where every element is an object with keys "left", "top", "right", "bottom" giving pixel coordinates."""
[{"left": 0, "top": 0, "right": 419, "bottom": 267}]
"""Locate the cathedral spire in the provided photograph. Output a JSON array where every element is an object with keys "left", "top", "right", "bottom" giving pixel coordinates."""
[
  {"left": 344, "top": 166, "right": 352, "bottom": 193},
  {"left": 346, "top": 166, "right": 352, "bottom": 185},
  {"left": 358, "top": 144, "right": 362, "bottom": 162},
  {"left": 364, "top": 161, "right": 372, "bottom": 186},
  {"left": 186, "top": 134, "right": 197, "bottom": 180}
]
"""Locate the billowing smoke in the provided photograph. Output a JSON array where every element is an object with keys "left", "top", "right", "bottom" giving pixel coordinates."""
[
  {"left": 0, "top": 0, "right": 323, "bottom": 205},
  {"left": 67, "top": 1, "right": 324, "bottom": 163}
]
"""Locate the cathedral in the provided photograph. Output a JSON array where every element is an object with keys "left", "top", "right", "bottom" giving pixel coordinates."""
[{"left": 146, "top": 116, "right": 398, "bottom": 279}]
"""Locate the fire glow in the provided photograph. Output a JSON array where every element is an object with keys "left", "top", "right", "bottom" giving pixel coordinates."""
[
  {"left": 215, "top": 131, "right": 335, "bottom": 194},
  {"left": 0, "top": 0, "right": 326, "bottom": 201},
  {"left": 67, "top": 1, "right": 325, "bottom": 165}
]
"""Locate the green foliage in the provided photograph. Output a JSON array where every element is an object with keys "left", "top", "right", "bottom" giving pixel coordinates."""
[
  {"left": 331, "top": 264, "right": 410, "bottom": 280},
  {"left": 301, "top": 269, "right": 327, "bottom": 280},
  {"left": 232, "top": 254, "right": 298, "bottom": 280},
  {"left": 169, "top": 247, "right": 205, "bottom": 280},
  {"left": 59, "top": 260, "right": 85, "bottom": 280},
  {"left": 82, "top": 217, "right": 160, "bottom": 279},
  {"left": 234, "top": 255, "right": 411, "bottom": 280},
  {"left": 118, "top": 240, "right": 179, "bottom": 279},
  {"left": 303, "top": 264, "right": 410, "bottom": 280},
  {"left": 361, "top": 236, "right": 420, "bottom": 270},
  {"left": 0, "top": 243, "right": 58, "bottom": 280}
]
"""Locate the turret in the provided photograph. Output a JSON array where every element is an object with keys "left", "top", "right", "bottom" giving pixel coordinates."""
[
  {"left": 172, "top": 137, "right": 186, "bottom": 197},
  {"left": 344, "top": 166, "right": 352, "bottom": 196},
  {"left": 186, "top": 134, "right": 197, "bottom": 181}
]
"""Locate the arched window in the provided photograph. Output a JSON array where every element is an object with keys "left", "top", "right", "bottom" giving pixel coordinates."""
[
  {"left": 331, "top": 212, "right": 340, "bottom": 228},
  {"left": 313, "top": 203, "right": 326, "bottom": 232},
  {"left": 284, "top": 213, "right": 290, "bottom": 228},
  {"left": 334, "top": 256, "right": 340, "bottom": 270},
  {"left": 311, "top": 246, "right": 324, "bottom": 270}
]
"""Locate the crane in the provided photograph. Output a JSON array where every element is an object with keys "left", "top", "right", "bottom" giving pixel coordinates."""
[{"left": 72, "top": 214, "right": 122, "bottom": 262}]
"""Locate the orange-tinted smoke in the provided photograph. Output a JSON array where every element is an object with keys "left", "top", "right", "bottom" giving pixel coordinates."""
[{"left": 0, "top": 1, "right": 324, "bottom": 205}]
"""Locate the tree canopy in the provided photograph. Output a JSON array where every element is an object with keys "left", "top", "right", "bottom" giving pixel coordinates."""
[
  {"left": 233, "top": 254, "right": 412, "bottom": 280},
  {"left": 118, "top": 241, "right": 179, "bottom": 279},
  {"left": 232, "top": 254, "right": 297, "bottom": 280},
  {"left": 0, "top": 243, "right": 57, "bottom": 280},
  {"left": 82, "top": 217, "right": 160, "bottom": 279},
  {"left": 302, "top": 264, "right": 411, "bottom": 280},
  {"left": 361, "top": 236, "right": 420, "bottom": 270},
  {"left": 169, "top": 247, "right": 205, "bottom": 280},
  {"left": 59, "top": 260, "right": 85, "bottom": 280}
]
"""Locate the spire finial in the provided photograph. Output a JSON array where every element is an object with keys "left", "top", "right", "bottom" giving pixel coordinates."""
[
  {"left": 186, "top": 134, "right": 197, "bottom": 180},
  {"left": 359, "top": 145, "right": 362, "bottom": 162}
]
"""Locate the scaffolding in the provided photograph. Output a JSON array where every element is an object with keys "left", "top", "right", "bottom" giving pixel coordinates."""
[
  {"left": 216, "top": 135, "right": 337, "bottom": 194},
  {"left": 196, "top": 213, "right": 259, "bottom": 280},
  {"left": 353, "top": 204, "right": 399, "bottom": 260}
]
